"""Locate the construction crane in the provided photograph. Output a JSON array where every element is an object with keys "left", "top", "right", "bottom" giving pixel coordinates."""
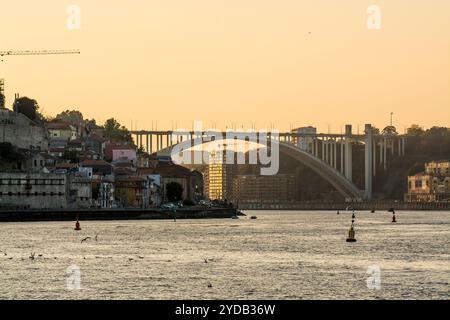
[
  {"left": 0, "top": 49, "right": 80, "bottom": 57},
  {"left": 0, "top": 49, "right": 80, "bottom": 107}
]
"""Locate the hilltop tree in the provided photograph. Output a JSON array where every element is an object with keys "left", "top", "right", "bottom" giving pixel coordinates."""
[
  {"left": 103, "top": 118, "right": 132, "bottom": 141},
  {"left": 407, "top": 124, "right": 425, "bottom": 136},
  {"left": 55, "top": 110, "right": 84, "bottom": 125},
  {"left": 13, "top": 97, "right": 40, "bottom": 121}
]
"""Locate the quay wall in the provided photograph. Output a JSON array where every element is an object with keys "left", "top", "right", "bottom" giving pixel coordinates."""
[
  {"left": 0, "top": 207, "right": 241, "bottom": 222},
  {"left": 239, "top": 201, "right": 450, "bottom": 211}
]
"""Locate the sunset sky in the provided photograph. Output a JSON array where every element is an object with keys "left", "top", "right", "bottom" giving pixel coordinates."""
[{"left": 1, "top": 0, "right": 449, "bottom": 133}]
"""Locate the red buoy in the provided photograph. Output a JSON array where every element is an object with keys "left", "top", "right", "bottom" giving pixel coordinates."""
[
  {"left": 392, "top": 214, "right": 396, "bottom": 223},
  {"left": 74, "top": 216, "right": 81, "bottom": 231}
]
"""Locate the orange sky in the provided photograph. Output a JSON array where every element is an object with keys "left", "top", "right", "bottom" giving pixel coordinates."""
[{"left": 1, "top": 0, "right": 449, "bottom": 133}]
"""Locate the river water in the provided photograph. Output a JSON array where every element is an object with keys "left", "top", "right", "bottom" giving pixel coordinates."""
[{"left": 0, "top": 211, "right": 448, "bottom": 300}]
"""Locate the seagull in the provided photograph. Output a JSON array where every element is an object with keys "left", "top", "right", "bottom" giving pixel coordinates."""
[
  {"left": 204, "top": 258, "right": 208, "bottom": 264},
  {"left": 81, "top": 237, "right": 91, "bottom": 243},
  {"left": 95, "top": 234, "right": 99, "bottom": 242},
  {"left": 207, "top": 283, "right": 213, "bottom": 288},
  {"left": 29, "top": 252, "right": 35, "bottom": 260}
]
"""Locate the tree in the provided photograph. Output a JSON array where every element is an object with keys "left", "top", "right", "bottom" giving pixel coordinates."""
[
  {"left": 13, "top": 97, "right": 39, "bottom": 121},
  {"left": 103, "top": 118, "right": 132, "bottom": 141},
  {"left": 0, "top": 92, "right": 5, "bottom": 108},
  {"left": 166, "top": 182, "right": 184, "bottom": 202},
  {"left": 56, "top": 110, "right": 84, "bottom": 125},
  {"left": 407, "top": 124, "right": 424, "bottom": 136},
  {"left": 382, "top": 125, "right": 398, "bottom": 135}
]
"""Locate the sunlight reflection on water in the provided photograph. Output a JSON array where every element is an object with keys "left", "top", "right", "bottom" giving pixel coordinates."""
[{"left": 0, "top": 211, "right": 448, "bottom": 300}]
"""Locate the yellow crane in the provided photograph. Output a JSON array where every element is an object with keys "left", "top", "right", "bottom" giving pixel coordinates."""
[{"left": 0, "top": 49, "right": 80, "bottom": 57}]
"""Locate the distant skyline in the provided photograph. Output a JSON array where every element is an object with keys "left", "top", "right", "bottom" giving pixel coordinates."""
[{"left": 1, "top": 0, "right": 449, "bottom": 133}]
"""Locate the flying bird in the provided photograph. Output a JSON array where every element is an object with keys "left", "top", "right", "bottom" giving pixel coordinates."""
[{"left": 81, "top": 237, "right": 91, "bottom": 243}]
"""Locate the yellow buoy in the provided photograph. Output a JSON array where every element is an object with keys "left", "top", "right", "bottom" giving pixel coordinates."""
[{"left": 346, "top": 212, "right": 357, "bottom": 242}]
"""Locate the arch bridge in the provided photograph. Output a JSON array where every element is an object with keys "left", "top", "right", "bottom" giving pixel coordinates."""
[{"left": 132, "top": 124, "right": 408, "bottom": 201}]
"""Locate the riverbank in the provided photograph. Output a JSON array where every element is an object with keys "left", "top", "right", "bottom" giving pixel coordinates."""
[
  {"left": 238, "top": 201, "right": 450, "bottom": 211},
  {"left": 0, "top": 206, "right": 244, "bottom": 222}
]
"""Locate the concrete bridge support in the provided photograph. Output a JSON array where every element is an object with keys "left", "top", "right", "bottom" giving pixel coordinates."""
[
  {"left": 344, "top": 125, "right": 353, "bottom": 182},
  {"left": 364, "top": 124, "right": 373, "bottom": 200}
]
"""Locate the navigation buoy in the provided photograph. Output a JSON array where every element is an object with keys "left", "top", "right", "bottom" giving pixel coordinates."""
[
  {"left": 346, "top": 212, "right": 357, "bottom": 242},
  {"left": 392, "top": 211, "right": 397, "bottom": 223},
  {"left": 74, "top": 215, "right": 81, "bottom": 231},
  {"left": 371, "top": 209, "right": 375, "bottom": 213},
  {"left": 337, "top": 210, "right": 340, "bottom": 215}
]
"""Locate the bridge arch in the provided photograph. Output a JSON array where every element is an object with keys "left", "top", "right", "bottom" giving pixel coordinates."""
[{"left": 156, "top": 136, "right": 363, "bottom": 201}]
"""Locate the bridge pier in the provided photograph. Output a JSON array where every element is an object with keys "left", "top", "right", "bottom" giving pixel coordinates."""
[
  {"left": 364, "top": 124, "right": 373, "bottom": 200},
  {"left": 333, "top": 139, "right": 337, "bottom": 169},
  {"left": 344, "top": 125, "right": 353, "bottom": 182},
  {"left": 373, "top": 137, "right": 376, "bottom": 177},
  {"left": 131, "top": 128, "right": 407, "bottom": 202}
]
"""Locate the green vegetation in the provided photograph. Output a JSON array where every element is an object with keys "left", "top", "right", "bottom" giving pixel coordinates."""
[
  {"left": 371, "top": 126, "right": 450, "bottom": 199},
  {"left": 13, "top": 97, "right": 41, "bottom": 121},
  {"left": 55, "top": 110, "right": 84, "bottom": 124},
  {"left": 103, "top": 118, "right": 132, "bottom": 142}
]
